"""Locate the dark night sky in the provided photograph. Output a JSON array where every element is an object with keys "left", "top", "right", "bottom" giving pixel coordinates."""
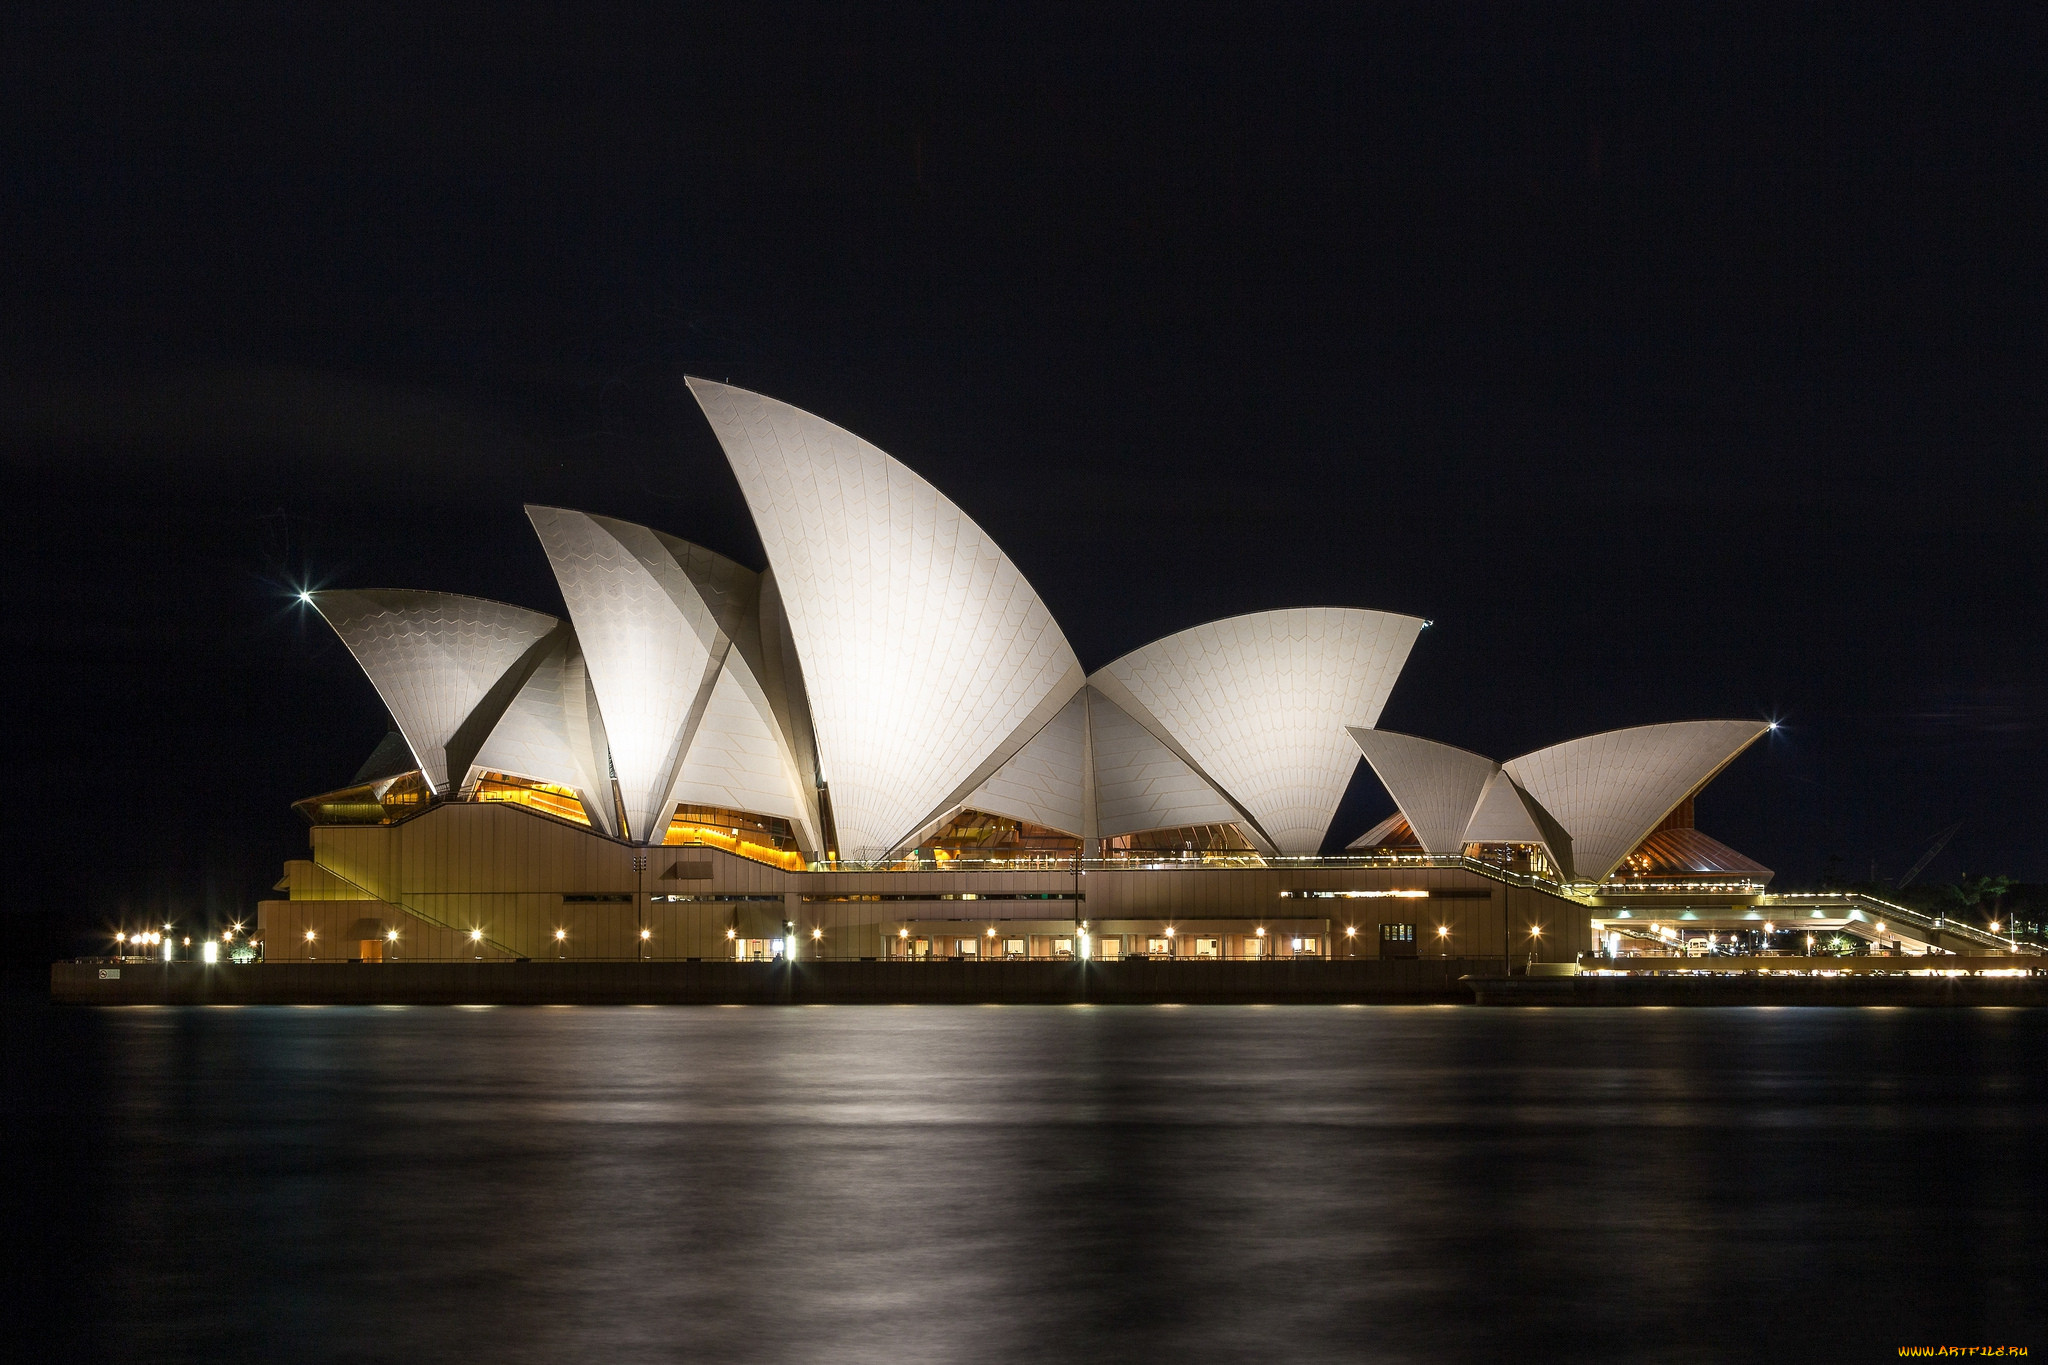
[{"left": 3, "top": 3, "right": 2043, "bottom": 941}]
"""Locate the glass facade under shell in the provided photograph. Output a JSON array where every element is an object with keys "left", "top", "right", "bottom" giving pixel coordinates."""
[
  {"left": 914, "top": 809, "right": 1081, "bottom": 861},
  {"left": 1101, "top": 823, "right": 1263, "bottom": 865},
  {"left": 664, "top": 805, "right": 806, "bottom": 871},
  {"left": 293, "top": 770, "right": 434, "bottom": 826},
  {"left": 474, "top": 771, "right": 591, "bottom": 826}
]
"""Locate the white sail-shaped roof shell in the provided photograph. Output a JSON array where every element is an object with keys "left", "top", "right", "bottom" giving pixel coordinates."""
[
  {"left": 1345, "top": 728, "right": 1495, "bottom": 855},
  {"left": 1088, "top": 687, "right": 1242, "bottom": 839},
  {"left": 1502, "top": 720, "right": 1769, "bottom": 882},
  {"left": 527, "top": 506, "right": 817, "bottom": 848},
  {"left": 467, "top": 633, "right": 621, "bottom": 836},
  {"left": 1462, "top": 771, "right": 1563, "bottom": 855},
  {"left": 1091, "top": 609, "right": 1425, "bottom": 854},
  {"left": 960, "top": 690, "right": 1088, "bottom": 836},
  {"left": 688, "top": 378, "right": 1083, "bottom": 859},
  {"left": 668, "top": 661, "right": 807, "bottom": 827},
  {"left": 527, "top": 507, "right": 734, "bottom": 843},
  {"left": 310, "top": 590, "right": 561, "bottom": 794}
]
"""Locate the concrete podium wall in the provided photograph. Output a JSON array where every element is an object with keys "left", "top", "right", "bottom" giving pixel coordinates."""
[{"left": 257, "top": 802, "right": 1590, "bottom": 966}]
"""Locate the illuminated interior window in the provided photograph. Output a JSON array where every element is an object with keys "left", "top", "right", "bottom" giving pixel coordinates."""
[
  {"left": 914, "top": 809, "right": 1081, "bottom": 861},
  {"left": 664, "top": 805, "right": 806, "bottom": 871},
  {"left": 474, "top": 771, "right": 592, "bottom": 827},
  {"left": 293, "top": 770, "right": 434, "bottom": 826},
  {"left": 1462, "top": 842, "right": 1555, "bottom": 880},
  {"left": 1102, "top": 823, "right": 1262, "bottom": 865}
]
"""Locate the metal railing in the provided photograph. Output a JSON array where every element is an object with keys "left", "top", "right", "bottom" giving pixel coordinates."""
[
  {"left": 1756, "top": 892, "right": 2038, "bottom": 955},
  {"left": 803, "top": 850, "right": 1593, "bottom": 893}
]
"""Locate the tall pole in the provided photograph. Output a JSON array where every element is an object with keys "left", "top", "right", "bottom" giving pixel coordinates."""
[
  {"left": 633, "top": 851, "right": 648, "bottom": 960},
  {"left": 1074, "top": 845, "right": 1083, "bottom": 960},
  {"left": 1500, "top": 852, "right": 1511, "bottom": 976}
]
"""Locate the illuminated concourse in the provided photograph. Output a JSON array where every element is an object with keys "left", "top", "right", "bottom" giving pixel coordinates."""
[{"left": 255, "top": 379, "right": 1905, "bottom": 969}]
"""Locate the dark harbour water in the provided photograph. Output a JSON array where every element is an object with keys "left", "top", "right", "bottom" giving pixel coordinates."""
[{"left": 8, "top": 1000, "right": 2045, "bottom": 1364}]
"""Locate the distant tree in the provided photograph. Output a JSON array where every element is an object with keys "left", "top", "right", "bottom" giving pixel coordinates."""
[{"left": 1969, "top": 874, "right": 2013, "bottom": 928}]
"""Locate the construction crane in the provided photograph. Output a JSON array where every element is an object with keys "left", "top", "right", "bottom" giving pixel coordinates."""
[{"left": 1896, "top": 821, "right": 1962, "bottom": 892}]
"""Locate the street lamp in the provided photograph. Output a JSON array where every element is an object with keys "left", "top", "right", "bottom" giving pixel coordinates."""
[
  {"left": 555, "top": 928, "right": 566, "bottom": 959},
  {"left": 471, "top": 928, "right": 484, "bottom": 959},
  {"left": 305, "top": 928, "right": 316, "bottom": 960},
  {"left": 1437, "top": 923, "right": 1451, "bottom": 958}
]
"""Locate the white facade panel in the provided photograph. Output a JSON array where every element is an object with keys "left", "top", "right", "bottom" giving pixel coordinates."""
[
  {"left": 1088, "top": 688, "right": 1241, "bottom": 839},
  {"left": 1502, "top": 720, "right": 1769, "bottom": 882},
  {"left": 526, "top": 507, "right": 731, "bottom": 843},
  {"left": 1092, "top": 608, "right": 1425, "bottom": 854},
  {"left": 559, "top": 646, "right": 619, "bottom": 837},
  {"left": 466, "top": 635, "right": 616, "bottom": 833},
  {"left": 961, "top": 689, "right": 1087, "bottom": 836},
  {"left": 688, "top": 378, "right": 1082, "bottom": 859},
  {"left": 1346, "top": 728, "right": 1496, "bottom": 855},
  {"left": 310, "top": 589, "right": 560, "bottom": 793},
  {"left": 667, "top": 661, "right": 806, "bottom": 826},
  {"left": 1462, "top": 771, "right": 1549, "bottom": 846}
]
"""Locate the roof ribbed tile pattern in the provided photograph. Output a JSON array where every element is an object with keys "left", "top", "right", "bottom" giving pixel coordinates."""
[
  {"left": 1093, "top": 609, "right": 1425, "bottom": 854},
  {"left": 1345, "top": 728, "right": 1495, "bottom": 855},
  {"left": 689, "top": 378, "right": 1082, "bottom": 858},
  {"left": 310, "top": 590, "right": 560, "bottom": 793},
  {"left": 962, "top": 690, "right": 1087, "bottom": 836},
  {"left": 669, "top": 661, "right": 807, "bottom": 825},
  {"left": 526, "top": 507, "right": 736, "bottom": 843},
  {"left": 1502, "top": 720, "right": 1769, "bottom": 883},
  {"left": 1088, "top": 687, "right": 1242, "bottom": 839}
]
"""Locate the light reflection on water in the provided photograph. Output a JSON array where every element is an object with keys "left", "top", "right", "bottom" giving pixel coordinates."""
[{"left": 12, "top": 1003, "right": 2047, "bottom": 1363}]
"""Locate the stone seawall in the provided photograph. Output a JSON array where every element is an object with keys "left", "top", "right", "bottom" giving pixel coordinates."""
[{"left": 52, "top": 957, "right": 1489, "bottom": 1006}]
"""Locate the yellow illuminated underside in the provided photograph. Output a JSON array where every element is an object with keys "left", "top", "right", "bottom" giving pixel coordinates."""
[
  {"left": 474, "top": 773, "right": 590, "bottom": 827},
  {"left": 664, "top": 820, "right": 806, "bottom": 871}
]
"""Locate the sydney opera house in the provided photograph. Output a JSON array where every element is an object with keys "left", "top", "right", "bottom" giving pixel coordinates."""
[{"left": 260, "top": 379, "right": 1781, "bottom": 966}]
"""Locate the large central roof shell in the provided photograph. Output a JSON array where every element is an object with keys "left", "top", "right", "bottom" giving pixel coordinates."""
[
  {"left": 689, "top": 378, "right": 1083, "bottom": 858},
  {"left": 1091, "top": 608, "right": 1425, "bottom": 854}
]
